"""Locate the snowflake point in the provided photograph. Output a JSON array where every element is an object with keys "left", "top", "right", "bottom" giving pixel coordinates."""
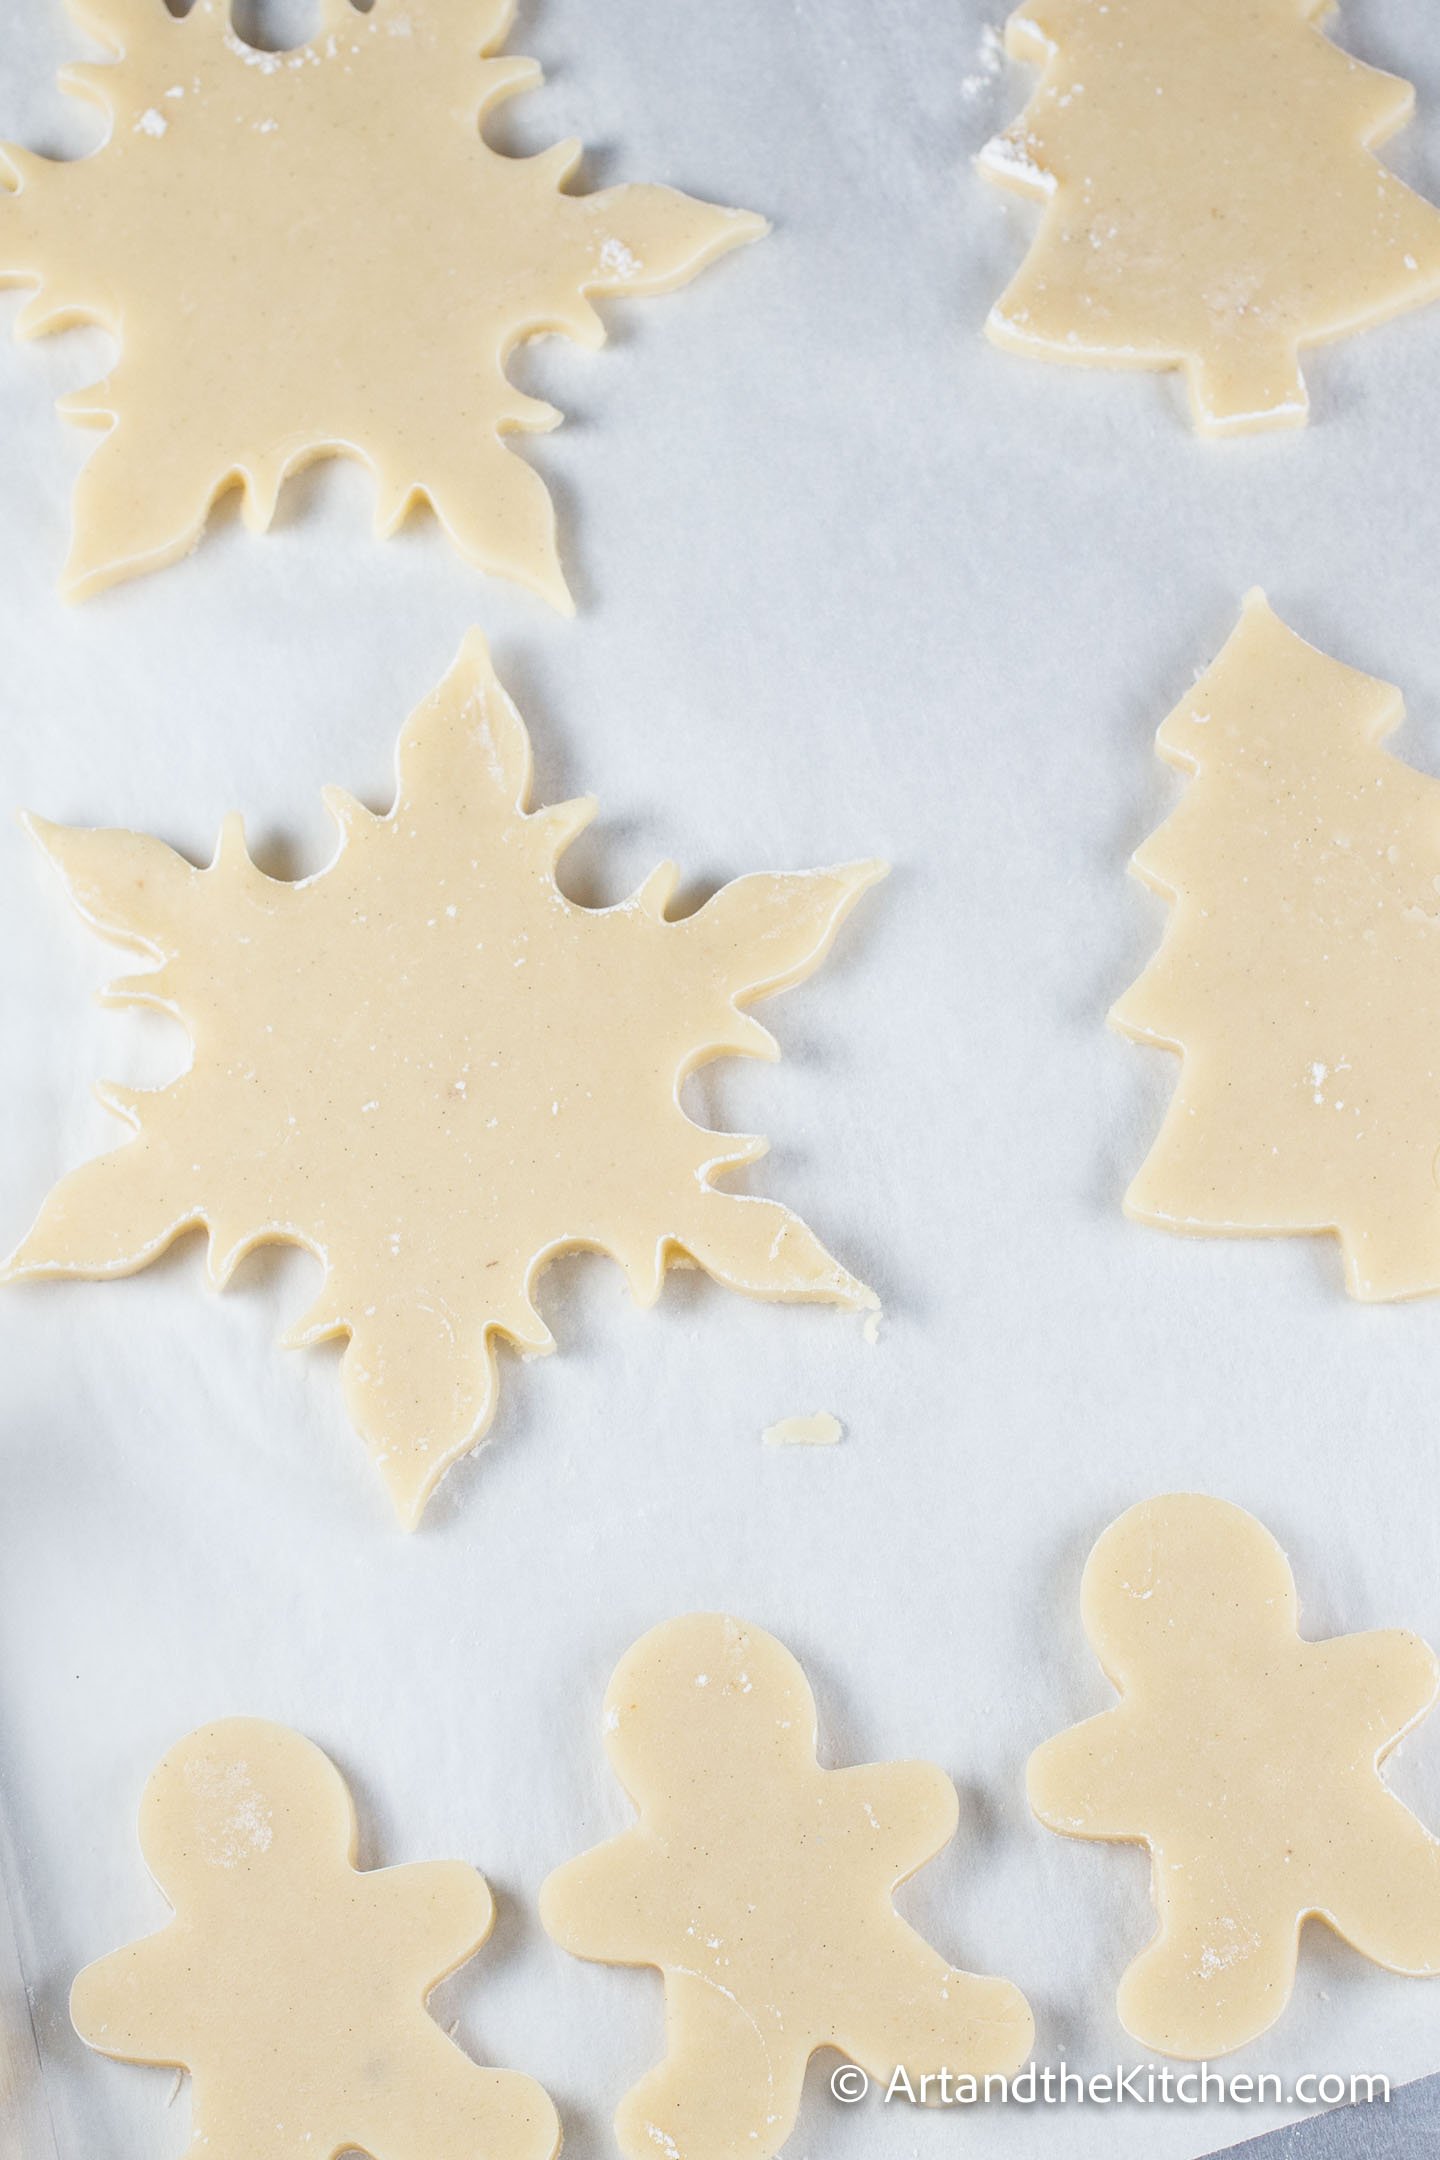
[
  {"left": 478, "top": 52, "right": 546, "bottom": 113},
  {"left": 531, "top": 795, "right": 599, "bottom": 861},
  {"left": 21, "top": 808, "right": 63, "bottom": 858},
  {"left": 53, "top": 383, "right": 113, "bottom": 423},
  {"left": 351, "top": 1332, "right": 506, "bottom": 1533},
  {"left": 278, "top": 1286, "right": 347, "bottom": 1355},
  {"left": 92, "top": 1079, "right": 146, "bottom": 1131},
  {"left": 635, "top": 859, "right": 682, "bottom": 920},
  {"left": 55, "top": 59, "right": 114, "bottom": 110},
  {"left": 65, "top": 0, "right": 147, "bottom": 58},
  {"left": 617, "top": 1238, "right": 669, "bottom": 1308},
  {"left": 320, "top": 784, "right": 377, "bottom": 843}
]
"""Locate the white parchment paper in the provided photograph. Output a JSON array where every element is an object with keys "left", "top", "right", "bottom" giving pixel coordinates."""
[{"left": 5, "top": 3, "right": 1440, "bottom": 2156}]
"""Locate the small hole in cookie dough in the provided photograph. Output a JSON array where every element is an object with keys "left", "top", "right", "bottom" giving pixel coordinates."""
[{"left": 227, "top": 0, "right": 326, "bottom": 51}]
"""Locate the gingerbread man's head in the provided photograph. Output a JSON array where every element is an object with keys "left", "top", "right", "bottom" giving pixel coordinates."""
[
  {"left": 1081, "top": 1493, "right": 1299, "bottom": 1688},
  {"left": 602, "top": 1613, "right": 820, "bottom": 1810},
  {"left": 138, "top": 1718, "right": 357, "bottom": 1907}
]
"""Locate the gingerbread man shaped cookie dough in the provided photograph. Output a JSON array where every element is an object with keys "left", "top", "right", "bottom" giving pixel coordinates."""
[
  {"left": 71, "top": 1719, "right": 560, "bottom": 2160},
  {"left": 1029, "top": 1494, "right": 1440, "bottom": 2056},
  {"left": 541, "top": 1613, "right": 1033, "bottom": 2160}
]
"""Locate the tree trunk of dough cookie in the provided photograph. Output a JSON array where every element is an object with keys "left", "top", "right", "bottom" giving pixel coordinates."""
[
  {"left": 613, "top": 1975, "right": 804, "bottom": 2160},
  {"left": 1187, "top": 340, "right": 1309, "bottom": 436},
  {"left": 1337, "top": 1204, "right": 1440, "bottom": 1302},
  {"left": 1115, "top": 1912, "right": 1299, "bottom": 2058},
  {"left": 1124, "top": 1065, "right": 1440, "bottom": 1298}
]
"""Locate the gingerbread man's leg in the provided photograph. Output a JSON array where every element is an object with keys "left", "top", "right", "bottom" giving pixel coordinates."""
[
  {"left": 613, "top": 1971, "right": 806, "bottom": 2160},
  {"left": 356, "top": 2026, "right": 559, "bottom": 2160},
  {"left": 835, "top": 1922, "right": 1032, "bottom": 2093},
  {"left": 180, "top": 2101, "right": 330, "bottom": 2160},
  {"left": 1116, "top": 1878, "right": 1299, "bottom": 2058},
  {"left": 1318, "top": 1790, "right": 1440, "bottom": 1975}
]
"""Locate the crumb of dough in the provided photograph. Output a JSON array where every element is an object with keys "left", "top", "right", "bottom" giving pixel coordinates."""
[{"left": 762, "top": 1413, "right": 843, "bottom": 1448}]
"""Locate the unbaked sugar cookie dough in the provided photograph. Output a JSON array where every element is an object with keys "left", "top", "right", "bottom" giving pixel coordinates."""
[
  {"left": 542, "top": 1613, "right": 1033, "bottom": 2160},
  {"left": 981, "top": 0, "right": 1440, "bottom": 432},
  {"left": 1029, "top": 1495, "right": 1440, "bottom": 2056},
  {"left": 5, "top": 636, "right": 884, "bottom": 1526},
  {"left": 1116, "top": 591, "right": 1440, "bottom": 1299},
  {"left": 0, "top": 0, "right": 764, "bottom": 602},
  {"left": 72, "top": 1719, "right": 560, "bottom": 2160}
]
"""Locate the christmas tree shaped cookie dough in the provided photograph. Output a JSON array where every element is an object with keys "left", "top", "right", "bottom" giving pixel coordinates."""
[
  {"left": 541, "top": 1614, "right": 1033, "bottom": 2160},
  {"left": 1115, "top": 591, "right": 1440, "bottom": 1299},
  {"left": 4, "top": 636, "right": 883, "bottom": 1526},
  {"left": 71, "top": 1718, "right": 560, "bottom": 2160},
  {"left": 1029, "top": 1495, "right": 1440, "bottom": 2056},
  {"left": 0, "top": 0, "right": 763, "bottom": 604},
  {"left": 979, "top": 0, "right": 1440, "bottom": 432}
]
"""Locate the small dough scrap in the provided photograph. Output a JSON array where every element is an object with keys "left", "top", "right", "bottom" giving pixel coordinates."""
[
  {"left": 0, "top": 0, "right": 764, "bottom": 604},
  {"left": 1115, "top": 590, "right": 1440, "bottom": 1300},
  {"left": 980, "top": 0, "right": 1440, "bottom": 433},
  {"left": 70, "top": 1718, "right": 559, "bottom": 2160},
  {"left": 3, "top": 634, "right": 883, "bottom": 1527},
  {"left": 762, "top": 1410, "right": 841, "bottom": 1446},
  {"left": 1029, "top": 1494, "right": 1440, "bottom": 2057},
  {"left": 541, "top": 1613, "right": 1033, "bottom": 2160}
]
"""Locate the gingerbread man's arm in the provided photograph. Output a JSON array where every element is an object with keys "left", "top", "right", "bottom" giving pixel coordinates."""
[
  {"left": 826, "top": 1761, "right": 959, "bottom": 1881},
  {"left": 1301, "top": 1630, "right": 1440, "bottom": 1978},
  {"left": 359, "top": 1860, "right": 496, "bottom": 1984},
  {"left": 1027, "top": 1705, "right": 1144, "bottom": 1839},
  {"left": 1310, "top": 1630, "right": 1440, "bottom": 1753},
  {"left": 70, "top": 1927, "right": 194, "bottom": 2066},
  {"left": 1319, "top": 1782, "right": 1440, "bottom": 1976},
  {"left": 539, "top": 1829, "right": 667, "bottom": 1966}
]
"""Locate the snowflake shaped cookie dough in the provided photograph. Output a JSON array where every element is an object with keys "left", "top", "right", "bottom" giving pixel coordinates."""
[
  {"left": 542, "top": 1614, "right": 1034, "bottom": 2160},
  {"left": 71, "top": 1719, "right": 560, "bottom": 2160},
  {"left": 5, "top": 636, "right": 884, "bottom": 1525},
  {"left": 0, "top": 0, "right": 764, "bottom": 603},
  {"left": 1029, "top": 1495, "right": 1440, "bottom": 2056}
]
